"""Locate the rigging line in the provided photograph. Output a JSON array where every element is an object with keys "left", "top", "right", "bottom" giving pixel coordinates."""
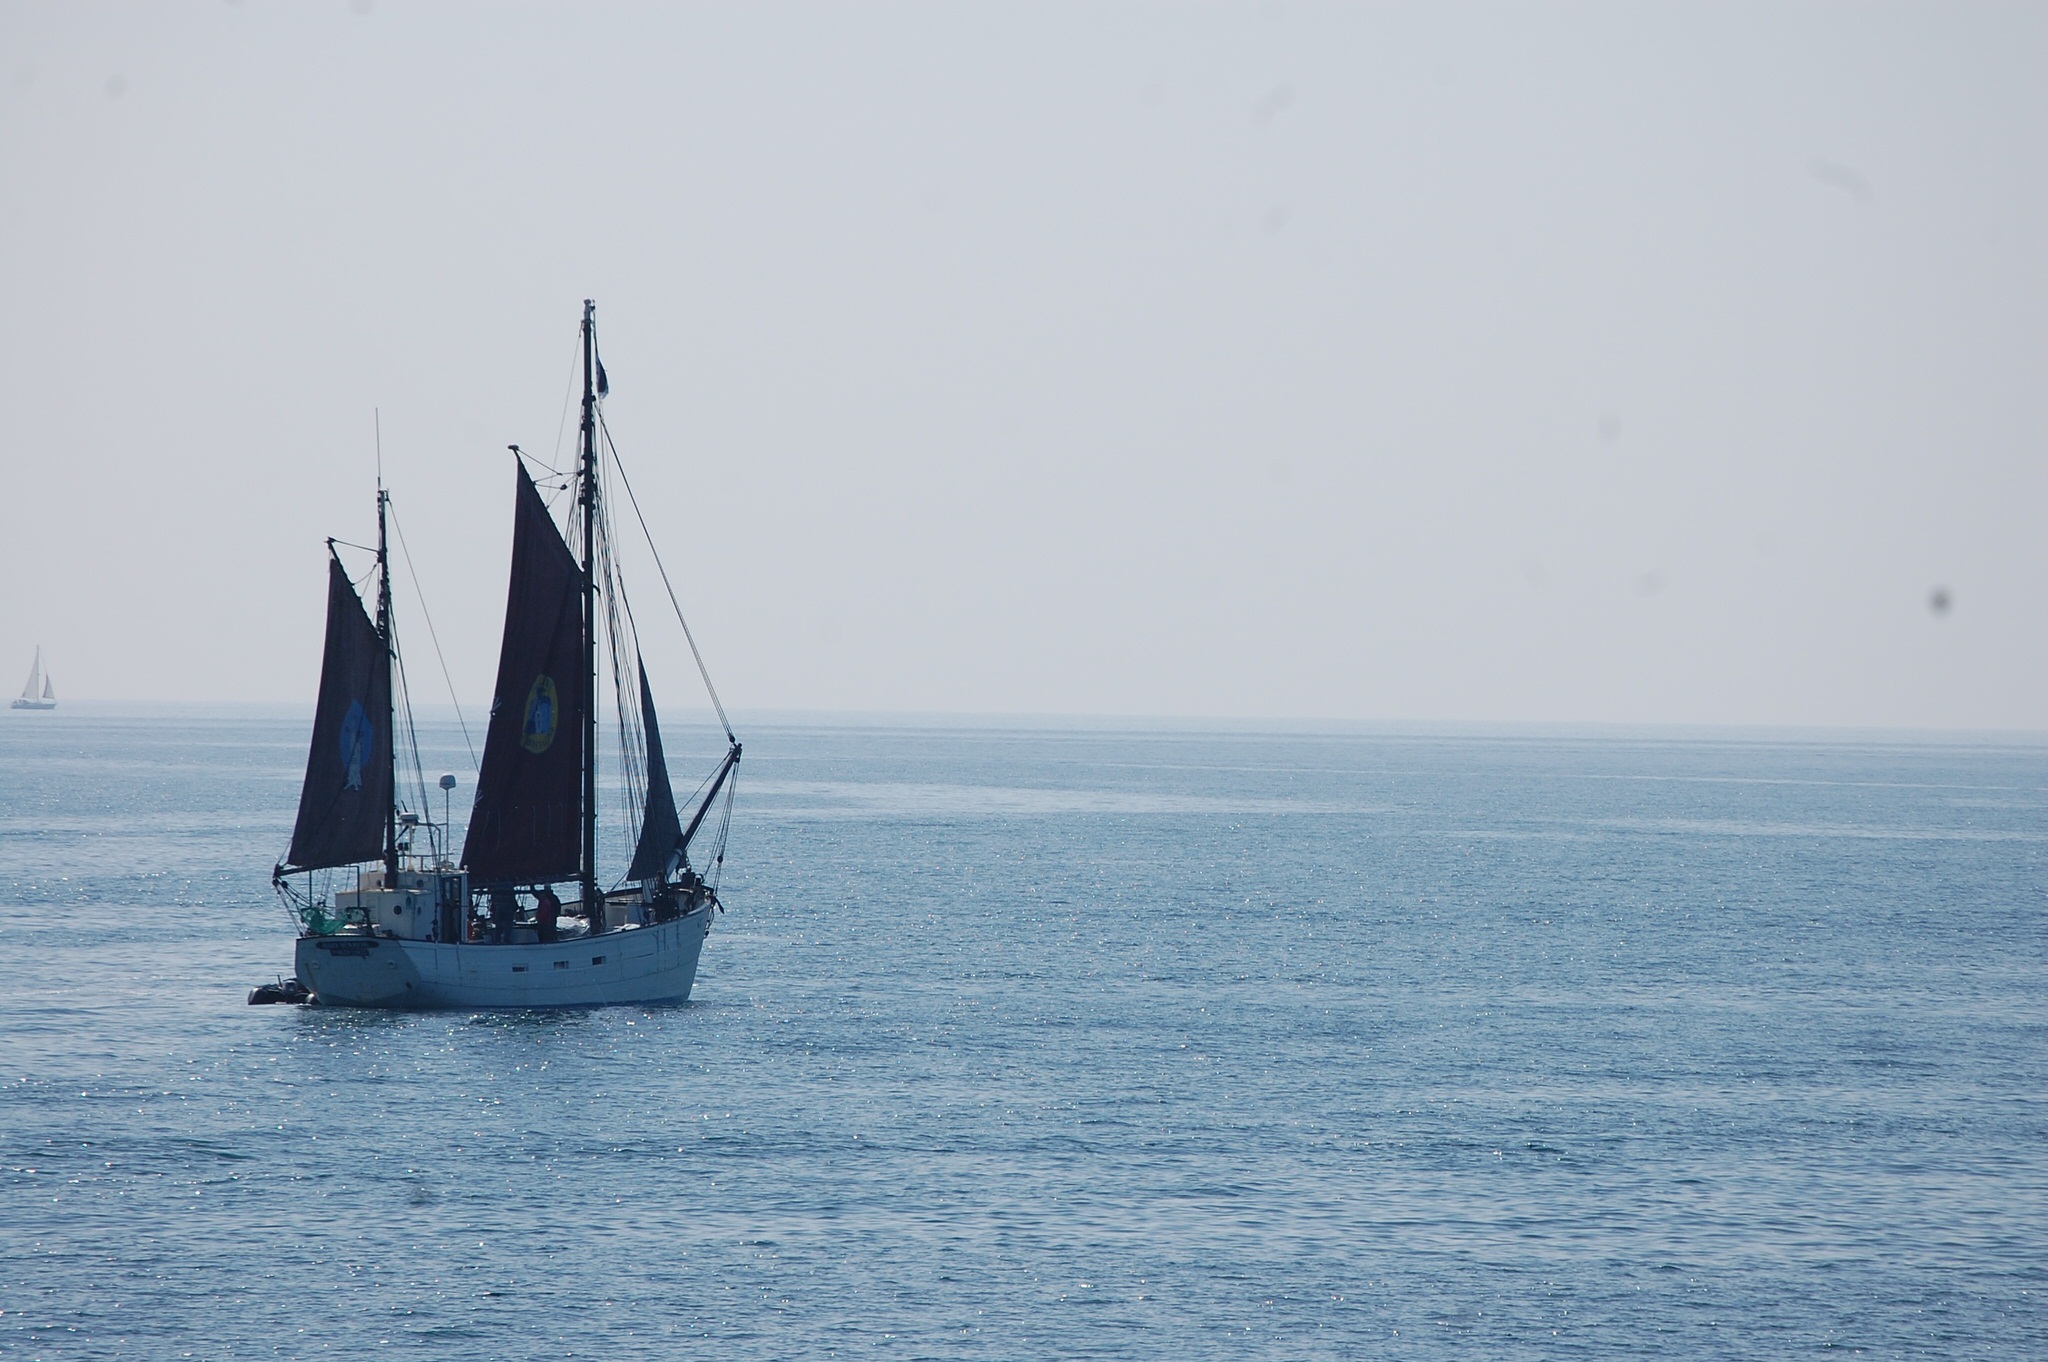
[
  {"left": 601, "top": 447, "right": 654, "bottom": 706},
  {"left": 392, "top": 640, "right": 453, "bottom": 870},
  {"left": 382, "top": 601, "right": 426, "bottom": 810},
  {"left": 598, "top": 507, "right": 648, "bottom": 851},
  {"left": 598, "top": 432, "right": 652, "bottom": 674},
  {"left": 677, "top": 760, "right": 718, "bottom": 809},
  {"left": 333, "top": 551, "right": 381, "bottom": 596},
  {"left": 542, "top": 475, "right": 576, "bottom": 518},
  {"left": 597, "top": 410, "right": 735, "bottom": 743},
  {"left": 605, "top": 522, "right": 657, "bottom": 837},
  {"left": 330, "top": 543, "right": 379, "bottom": 597},
  {"left": 550, "top": 327, "right": 580, "bottom": 470},
  {"left": 386, "top": 501, "right": 478, "bottom": 772},
  {"left": 389, "top": 627, "right": 434, "bottom": 832},
  {"left": 510, "top": 445, "right": 569, "bottom": 480},
  {"left": 705, "top": 771, "right": 737, "bottom": 893},
  {"left": 608, "top": 517, "right": 659, "bottom": 844},
  {"left": 610, "top": 552, "right": 649, "bottom": 797},
  {"left": 581, "top": 437, "right": 649, "bottom": 878}
]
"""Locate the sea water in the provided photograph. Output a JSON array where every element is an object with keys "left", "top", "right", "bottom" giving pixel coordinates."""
[{"left": 0, "top": 709, "right": 2042, "bottom": 1359}]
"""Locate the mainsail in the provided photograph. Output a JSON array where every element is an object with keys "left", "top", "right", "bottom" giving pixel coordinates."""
[
  {"left": 284, "top": 557, "right": 393, "bottom": 871},
  {"left": 462, "top": 461, "right": 587, "bottom": 885},
  {"left": 626, "top": 659, "right": 684, "bottom": 881}
]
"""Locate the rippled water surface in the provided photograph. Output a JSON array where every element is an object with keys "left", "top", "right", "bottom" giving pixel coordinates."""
[{"left": 2, "top": 709, "right": 2044, "bottom": 1359}]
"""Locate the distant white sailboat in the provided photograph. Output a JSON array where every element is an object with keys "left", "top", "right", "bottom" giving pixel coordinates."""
[{"left": 11, "top": 647, "right": 56, "bottom": 710}]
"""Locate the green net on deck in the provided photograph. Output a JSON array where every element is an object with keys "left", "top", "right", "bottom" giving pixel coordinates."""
[{"left": 298, "top": 904, "right": 344, "bottom": 936}]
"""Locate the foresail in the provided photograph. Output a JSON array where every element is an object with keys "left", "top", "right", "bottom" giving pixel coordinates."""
[
  {"left": 284, "top": 557, "right": 392, "bottom": 871},
  {"left": 626, "top": 658, "right": 684, "bottom": 882},
  {"left": 463, "top": 461, "right": 585, "bottom": 885},
  {"left": 20, "top": 650, "right": 39, "bottom": 700}
]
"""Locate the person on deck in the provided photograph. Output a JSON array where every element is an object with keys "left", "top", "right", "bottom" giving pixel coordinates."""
[
  {"left": 488, "top": 888, "right": 515, "bottom": 944},
  {"left": 535, "top": 886, "right": 561, "bottom": 943}
]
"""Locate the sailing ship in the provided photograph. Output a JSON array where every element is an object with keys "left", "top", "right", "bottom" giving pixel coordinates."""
[
  {"left": 11, "top": 647, "right": 56, "bottom": 710},
  {"left": 272, "top": 301, "right": 740, "bottom": 1009}
]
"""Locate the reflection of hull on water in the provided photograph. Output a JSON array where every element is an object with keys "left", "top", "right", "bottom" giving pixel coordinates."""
[{"left": 295, "top": 908, "right": 712, "bottom": 1010}]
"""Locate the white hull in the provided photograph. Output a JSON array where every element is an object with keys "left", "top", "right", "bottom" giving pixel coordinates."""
[
  {"left": 294, "top": 907, "right": 712, "bottom": 1010},
  {"left": 9, "top": 699, "right": 55, "bottom": 710}
]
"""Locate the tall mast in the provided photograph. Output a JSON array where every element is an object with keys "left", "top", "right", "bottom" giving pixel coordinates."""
[
  {"left": 578, "top": 299, "right": 599, "bottom": 916},
  {"left": 376, "top": 479, "right": 398, "bottom": 879}
]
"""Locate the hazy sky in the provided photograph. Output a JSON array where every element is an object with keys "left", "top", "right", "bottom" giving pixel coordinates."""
[{"left": 3, "top": 2, "right": 2044, "bottom": 727}]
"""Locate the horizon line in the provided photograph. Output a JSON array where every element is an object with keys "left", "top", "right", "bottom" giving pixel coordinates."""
[{"left": 10, "top": 699, "right": 2047, "bottom": 744}]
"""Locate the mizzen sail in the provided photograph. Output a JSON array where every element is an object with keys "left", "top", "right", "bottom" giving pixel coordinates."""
[
  {"left": 463, "top": 461, "right": 586, "bottom": 885},
  {"left": 285, "top": 557, "right": 393, "bottom": 871}
]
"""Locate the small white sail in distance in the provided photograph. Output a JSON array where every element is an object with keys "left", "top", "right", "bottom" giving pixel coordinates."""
[{"left": 13, "top": 647, "right": 56, "bottom": 709}]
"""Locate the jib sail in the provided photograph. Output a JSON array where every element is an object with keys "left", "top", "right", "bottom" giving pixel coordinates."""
[{"left": 626, "top": 658, "right": 684, "bottom": 882}]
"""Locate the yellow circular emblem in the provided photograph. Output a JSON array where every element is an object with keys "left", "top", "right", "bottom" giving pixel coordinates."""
[{"left": 520, "top": 674, "right": 559, "bottom": 753}]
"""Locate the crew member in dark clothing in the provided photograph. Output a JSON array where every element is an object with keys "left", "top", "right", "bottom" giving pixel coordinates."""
[
  {"left": 648, "top": 881, "right": 679, "bottom": 923},
  {"left": 488, "top": 888, "right": 516, "bottom": 944},
  {"left": 535, "top": 886, "right": 561, "bottom": 943}
]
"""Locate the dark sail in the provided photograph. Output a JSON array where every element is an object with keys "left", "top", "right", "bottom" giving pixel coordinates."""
[
  {"left": 463, "top": 462, "right": 586, "bottom": 884},
  {"left": 626, "top": 658, "right": 684, "bottom": 881},
  {"left": 285, "top": 556, "right": 392, "bottom": 871}
]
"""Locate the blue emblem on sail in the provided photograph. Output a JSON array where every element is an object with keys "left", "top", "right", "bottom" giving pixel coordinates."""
[
  {"left": 339, "top": 700, "right": 373, "bottom": 791},
  {"left": 521, "top": 674, "right": 558, "bottom": 754}
]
